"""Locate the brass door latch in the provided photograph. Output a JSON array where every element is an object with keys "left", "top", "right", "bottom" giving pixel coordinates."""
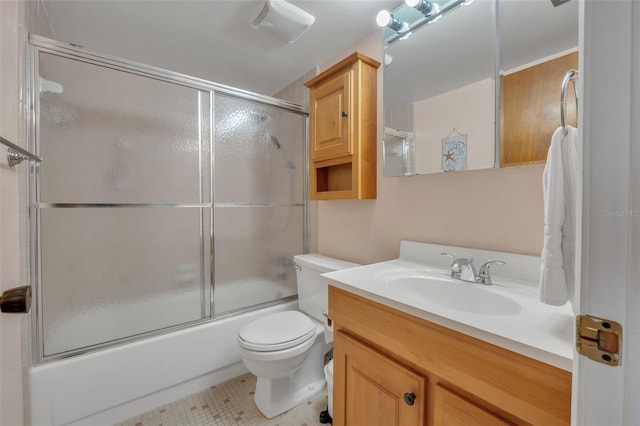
[{"left": 576, "top": 315, "right": 622, "bottom": 366}]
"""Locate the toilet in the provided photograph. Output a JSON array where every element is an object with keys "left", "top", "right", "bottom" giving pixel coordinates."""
[{"left": 237, "top": 254, "right": 359, "bottom": 418}]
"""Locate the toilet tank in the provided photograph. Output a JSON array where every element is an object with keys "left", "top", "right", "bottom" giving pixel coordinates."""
[{"left": 294, "top": 254, "right": 360, "bottom": 323}]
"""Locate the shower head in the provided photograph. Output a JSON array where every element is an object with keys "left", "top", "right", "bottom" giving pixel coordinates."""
[
  {"left": 270, "top": 135, "right": 281, "bottom": 149},
  {"left": 268, "top": 135, "right": 295, "bottom": 170},
  {"left": 251, "top": 113, "right": 269, "bottom": 124}
]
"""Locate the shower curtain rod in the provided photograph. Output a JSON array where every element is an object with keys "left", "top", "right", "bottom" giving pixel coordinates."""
[{"left": 0, "top": 136, "right": 42, "bottom": 166}]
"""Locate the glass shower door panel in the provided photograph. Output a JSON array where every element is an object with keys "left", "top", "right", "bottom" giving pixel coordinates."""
[
  {"left": 40, "top": 207, "right": 211, "bottom": 356},
  {"left": 215, "top": 95, "right": 305, "bottom": 205},
  {"left": 35, "top": 49, "right": 213, "bottom": 357},
  {"left": 213, "top": 206, "right": 303, "bottom": 315},
  {"left": 213, "top": 95, "right": 306, "bottom": 315},
  {"left": 38, "top": 52, "right": 211, "bottom": 204}
]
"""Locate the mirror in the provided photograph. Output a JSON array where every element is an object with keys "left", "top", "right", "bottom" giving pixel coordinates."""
[
  {"left": 382, "top": 0, "right": 579, "bottom": 176},
  {"left": 499, "top": 0, "right": 578, "bottom": 167},
  {"left": 383, "top": 0, "right": 496, "bottom": 176}
]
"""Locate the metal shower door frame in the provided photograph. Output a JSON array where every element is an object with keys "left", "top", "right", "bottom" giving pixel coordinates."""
[{"left": 26, "top": 35, "right": 309, "bottom": 363}]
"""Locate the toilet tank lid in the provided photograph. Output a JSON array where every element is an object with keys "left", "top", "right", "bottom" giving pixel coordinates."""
[{"left": 293, "top": 254, "right": 360, "bottom": 272}]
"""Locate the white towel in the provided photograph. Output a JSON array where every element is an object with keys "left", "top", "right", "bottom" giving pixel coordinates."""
[{"left": 540, "top": 126, "right": 578, "bottom": 309}]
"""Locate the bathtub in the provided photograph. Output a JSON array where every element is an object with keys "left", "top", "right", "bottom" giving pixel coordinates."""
[
  {"left": 30, "top": 298, "right": 297, "bottom": 426},
  {"left": 42, "top": 279, "right": 296, "bottom": 356}
]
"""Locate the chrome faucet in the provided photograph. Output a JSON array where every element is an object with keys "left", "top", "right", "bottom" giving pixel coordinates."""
[
  {"left": 441, "top": 253, "right": 505, "bottom": 285},
  {"left": 477, "top": 260, "right": 506, "bottom": 285}
]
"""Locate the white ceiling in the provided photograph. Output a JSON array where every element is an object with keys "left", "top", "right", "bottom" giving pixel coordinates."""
[
  {"left": 42, "top": 0, "right": 578, "bottom": 106},
  {"left": 42, "top": 0, "right": 399, "bottom": 97}
]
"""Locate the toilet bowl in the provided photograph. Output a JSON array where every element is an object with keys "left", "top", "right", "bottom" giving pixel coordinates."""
[
  {"left": 238, "top": 311, "right": 321, "bottom": 379},
  {"left": 237, "top": 254, "right": 359, "bottom": 418}
]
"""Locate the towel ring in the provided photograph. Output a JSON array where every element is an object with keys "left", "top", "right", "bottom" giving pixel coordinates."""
[{"left": 561, "top": 69, "right": 579, "bottom": 135}]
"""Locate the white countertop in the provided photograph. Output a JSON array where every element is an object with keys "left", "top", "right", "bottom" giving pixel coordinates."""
[{"left": 324, "top": 253, "right": 575, "bottom": 371}]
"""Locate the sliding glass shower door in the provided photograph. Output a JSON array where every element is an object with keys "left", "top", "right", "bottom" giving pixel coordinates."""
[
  {"left": 30, "top": 36, "right": 307, "bottom": 360},
  {"left": 213, "top": 96, "right": 305, "bottom": 315},
  {"left": 36, "top": 51, "right": 213, "bottom": 357}
]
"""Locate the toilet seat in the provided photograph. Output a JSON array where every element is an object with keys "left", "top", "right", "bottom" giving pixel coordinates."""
[{"left": 238, "top": 311, "right": 317, "bottom": 352}]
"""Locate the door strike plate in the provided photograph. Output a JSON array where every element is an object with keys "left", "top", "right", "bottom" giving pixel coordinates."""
[{"left": 576, "top": 315, "right": 622, "bottom": 366}]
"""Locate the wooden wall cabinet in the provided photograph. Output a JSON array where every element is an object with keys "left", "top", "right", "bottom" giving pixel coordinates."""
[
  {"left": 305, "top": 52, "right": 380, "bottom": 200},
  {"left": 500, "top": 51, "right": 578, "bottom": 167},
  {"left": 329, "top": 286, "right": 572, "bottom": 426}
]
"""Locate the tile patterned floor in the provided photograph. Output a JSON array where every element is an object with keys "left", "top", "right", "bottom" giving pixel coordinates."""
[{"left": 117, "top": 373, "right": 329, "bottom": 426}]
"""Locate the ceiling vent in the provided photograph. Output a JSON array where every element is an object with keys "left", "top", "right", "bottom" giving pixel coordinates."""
[{"left": 251, "top": 0, "right": 315, "bottom": 44}]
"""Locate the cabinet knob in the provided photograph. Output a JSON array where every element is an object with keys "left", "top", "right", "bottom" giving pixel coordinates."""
[
  {"left": 341, "top": 111, "right": 348, "bottom": 117},
  {"left": 403, "top": 392, "right": 416, "bottom": 406}
]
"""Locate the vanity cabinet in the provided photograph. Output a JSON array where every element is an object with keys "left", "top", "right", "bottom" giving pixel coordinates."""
[
  {"left": 305, "top": 52, "right": 379, "bottom": 200},
  {"left": 336, "top": 331, "right": 425, "bottom": 426},
  {"left": 433, "top": 384, "right": 512, "bottom": 425},
  {"left": 329, "top": 286, "right": 571, "bottom": 426}
]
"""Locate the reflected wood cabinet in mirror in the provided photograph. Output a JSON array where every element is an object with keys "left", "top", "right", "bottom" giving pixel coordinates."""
[
  {"left": 500, "top": 52, "right": 578, "bottom": 167},
  {"left": 305, "top": 52, "right": 380, "bottom": 200},
  {"left": 329, "top": 286, "right": 572, "bottom": 426}
]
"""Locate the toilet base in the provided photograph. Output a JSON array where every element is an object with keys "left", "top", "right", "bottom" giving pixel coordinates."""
[
  {"left": 254, "top": 375, "right": 326, "bottom": 419},
  {"left": 252, "top": 332, "right": 329, "bottom": 419}
]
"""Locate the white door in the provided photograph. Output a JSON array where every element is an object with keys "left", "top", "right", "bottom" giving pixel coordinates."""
[{"left": 573, "top": 1, "right": 639, "bottom": 424}]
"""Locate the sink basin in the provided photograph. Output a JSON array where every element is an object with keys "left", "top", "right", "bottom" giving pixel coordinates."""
[{"left": 382, "top": 274, "right": 522, "bottom": 315}]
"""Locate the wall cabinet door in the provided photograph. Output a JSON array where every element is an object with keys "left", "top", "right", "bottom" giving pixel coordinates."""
[
  {"left": 305, "top": 52, "right": 379, "bottom": 200},
  {"left": 310, "top": 70, "right": 352, "bottom": 162},
  {"left": 334, "top": 331, "right": 426, "bottom": 426}
]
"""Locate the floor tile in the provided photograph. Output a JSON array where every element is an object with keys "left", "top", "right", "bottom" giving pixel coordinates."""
[{"left": 117, "top": 373, "right": 329, "bottom": 426}]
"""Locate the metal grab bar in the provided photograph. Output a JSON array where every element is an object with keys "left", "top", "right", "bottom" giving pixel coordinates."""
[
  {"left": 0, "top": 136, "right": 42, "bottom": 166},
  {"left": 561, "top": 69, "right": 579, "bottom": 135}
]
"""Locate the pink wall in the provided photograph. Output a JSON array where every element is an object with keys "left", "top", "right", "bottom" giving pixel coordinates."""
[
  {"left": 318, "top": 165, "right": 545, "bottom": 264},
  {"left": 316, "top": 33, "right": 545, "bottom": 265}
]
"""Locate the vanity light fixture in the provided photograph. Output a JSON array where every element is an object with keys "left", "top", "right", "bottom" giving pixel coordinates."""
[
  {"left": 427, "top": 14, "right": 443, "bottom": 25},
  {"left": 405, "top": 0, "right": 439, "bottom": 17},
  {"left": 376, "top": 10, "right": 409, "bottom": 33},
  {"left": 379, "top": 0, "right": 471, "bottom": 45}
]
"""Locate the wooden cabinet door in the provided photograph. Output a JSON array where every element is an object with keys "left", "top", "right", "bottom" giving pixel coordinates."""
[
  {"left": 334, "top": 331, "right": 426, "bottom": 426},
  {"left": 434, "top": 384, "right": 513, "bottom": 426},
  {"left": 309, "top": 70, "right": 352, "bottom": 161},
  {"left": 500, "top": 51, "right": 578, "bottom": 167}
]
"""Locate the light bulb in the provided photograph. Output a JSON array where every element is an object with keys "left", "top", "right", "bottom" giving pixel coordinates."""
[
  {"left": 405, "top": 0, "right": 437, "bottom": 16},
  {"left": 376, "top": 10, "right": 391, "bottom": 27},
  {"left": 376, "top": 10, "right": 408, "bottom": 33}
]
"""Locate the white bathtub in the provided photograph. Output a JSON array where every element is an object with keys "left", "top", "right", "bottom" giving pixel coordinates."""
[{"left": 30, "top": 299, "right": 297, "bottom": 426}]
